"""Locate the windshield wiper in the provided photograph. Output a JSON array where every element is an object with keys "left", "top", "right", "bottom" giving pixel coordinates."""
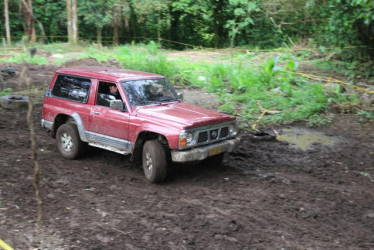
[
  {"left": 137, "top": 100, "right": 159, "bottom": 105},
  {"left": 156, "top": 96, "right": 177, "bottom": 102}
]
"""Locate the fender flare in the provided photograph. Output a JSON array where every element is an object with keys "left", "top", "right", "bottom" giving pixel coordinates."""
[
  {"left": 130, "top": 129, "right": 172, "bottom": 162},
  {"left": 70, "top": 113, "right": 88, "bottom": 142}
]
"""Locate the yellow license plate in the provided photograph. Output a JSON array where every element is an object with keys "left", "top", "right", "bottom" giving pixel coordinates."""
[{"left": 209, "top": 146, "right": 222, "bottom": 156}]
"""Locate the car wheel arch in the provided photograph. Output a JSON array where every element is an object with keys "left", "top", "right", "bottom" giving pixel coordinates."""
[
  {"left": 52, "top": 113, "right": 87, "bottom": 142},
  {"left": 130, "top": 130, "right": 170, "bottom": 162}
]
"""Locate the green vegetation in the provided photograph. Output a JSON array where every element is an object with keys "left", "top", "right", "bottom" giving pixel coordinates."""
[
  {"left": 311, "top": 59, "right": 374, "bottom": 80},
  {"left": 358, "top": 110, "right": 374, "bottom": 121},
  {"left": 0, "top": 88, "right": 12, "bottom": 96},
  {"left": 0, "top": 53, "right": 47, "bottom": 65},
  {"left": 4, "top": 42, "right": 371, "bottom": 127},
  {"left": 1, "top": 0, "right": 374, "bottom": 55},
  {"left": 1, "top": 1, "right": 373, "bottom": 128},
  {"left": 307, "top": 114, "right": 333, "bottom": 127}
]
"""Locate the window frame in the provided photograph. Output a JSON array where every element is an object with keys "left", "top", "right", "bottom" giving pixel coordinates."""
[
  {"left": 96, "top": 81, "right": 127, "bottom": 112},
  {"left": 51, "top": 74, "right": 92, "bottom": 104}
]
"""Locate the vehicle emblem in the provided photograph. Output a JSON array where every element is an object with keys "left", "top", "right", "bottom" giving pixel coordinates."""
[{"left": 210, "top": 130, "right": 218, "bottom": 139}]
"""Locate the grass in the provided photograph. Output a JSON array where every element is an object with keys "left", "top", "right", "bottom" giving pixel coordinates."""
[
  {"left": 1, "top": 41, "right": 370, "bottom": 127},
  {"left": 0, "top": 88, "right": 12, "bottom": 96},
  {"left": 0, "top": 52, "right": 47, "bottom": 65},
  {"left": 311, "top": 58, "right": 374, "bottom": 80},
  {"left": 358, "top": 110, "right": 374, "bottom": 121}
]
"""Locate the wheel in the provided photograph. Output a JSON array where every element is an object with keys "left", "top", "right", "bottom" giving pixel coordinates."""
[
  {"left": 56, "top": 123, "right": 86, "bottom": 159},
  {"left": 203, "top": 153, "right": 224, "bottom": 166},
  {"left": 142, "top": 140, "right": 167, "bottom": 183}
]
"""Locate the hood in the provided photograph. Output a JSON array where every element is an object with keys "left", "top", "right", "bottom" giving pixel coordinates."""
[{"left": 136, "top": 102, "right": 235, "bottom": 129}]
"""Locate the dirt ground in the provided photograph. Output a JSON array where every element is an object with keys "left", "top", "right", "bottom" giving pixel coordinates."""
[{"left": 0, "top": 61, "right": 374, "bottom": 249}]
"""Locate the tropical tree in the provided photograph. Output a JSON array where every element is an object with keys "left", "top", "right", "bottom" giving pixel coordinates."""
[
  {"left": 131, "top": 0, "right": 170, "bottom": 42},
  {"left": 111, "top": 0, "right": 130, "bottom": 45},
  {"left": 171, "top": 0, "right": 212, "bottom": 47},
  {"left": 225, "top": 0, "right": 259, "bottom": 48},
  {"left": 80, "top": 0, "right": 113, "bottom": 44},
  {"left": 21, "top": 0, "right": 36, "bottom": 42}
]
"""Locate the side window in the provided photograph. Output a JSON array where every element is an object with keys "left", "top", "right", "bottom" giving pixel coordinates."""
[
  {"left": 51, "top": 75, "right": 91, "bottom": 103},
  {"left": 96, "top": 82, "right": 126, "bottom": 111}
]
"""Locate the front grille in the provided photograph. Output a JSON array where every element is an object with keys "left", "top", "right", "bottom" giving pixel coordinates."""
[
  {"left": 194, "top": 125, "right": 230, "bottom": 146},
  {"left": 197, "top": 131, "right": 208, "bottom": 143},
  {"left": 219, "top": 127, "right": 229, "bottom": 138}
]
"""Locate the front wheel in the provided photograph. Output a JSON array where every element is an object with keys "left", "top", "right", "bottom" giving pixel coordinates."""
[
  {"left": 142, "top": 140, "right": 167, "bottom": 183},
  {"left": 56, "top": 123, "right": 86, "bottom": 159}
]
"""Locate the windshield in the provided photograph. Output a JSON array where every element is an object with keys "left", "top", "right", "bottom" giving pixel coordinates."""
[{"left": 121, "top": 78, "right": 179, "bottom": 107}]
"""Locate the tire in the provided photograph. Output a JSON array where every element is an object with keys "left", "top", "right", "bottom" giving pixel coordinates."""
[
  {"left": 56, "top": 123, "right": 86, "bottom": 159},
  {"left": 142, "top": 140, "right": 167, "bottom": 183},
  {"left": 0, "top": 95, "right": 29, "bottom": 110},
  {"left": 203, "top": 153, "right": 224, "bottom": 166},
  {"left": 249, "top": 131, "right": 276, "bottom": 141}
]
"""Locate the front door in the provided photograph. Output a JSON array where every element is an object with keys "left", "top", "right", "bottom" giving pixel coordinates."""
[{"left": 89, "top": 81, "right": 130, "bottom": 144}]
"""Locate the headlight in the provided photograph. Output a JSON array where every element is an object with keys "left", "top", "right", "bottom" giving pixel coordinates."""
[
  {"left": 186, "top": 133, "right": 194, "bottom": 144},
  {"left": 228, "top": 125, "right": 234, "bottom": 134},
  {"left": 179, "top": 131, "right": 196, "bottom": 148},
  {"left": 230, "top": 122, "right": 238, "bottom": 136}
]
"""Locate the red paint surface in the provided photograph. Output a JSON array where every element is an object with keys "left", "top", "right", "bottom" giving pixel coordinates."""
[{"left": 43, "top": 67, "right": 236, "bottom": 150}]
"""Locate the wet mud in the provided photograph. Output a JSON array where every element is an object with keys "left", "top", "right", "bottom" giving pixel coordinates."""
[
  {"left": 0, "top": 63, "right": 374, "bottom": 249},
  {"left": 276, "top": 128, "right": 340, "bottom": 151}
]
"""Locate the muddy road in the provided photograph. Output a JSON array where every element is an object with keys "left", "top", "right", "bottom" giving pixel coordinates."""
[{"left": 0, "top": 62, "right": 374, "bottom": 249}]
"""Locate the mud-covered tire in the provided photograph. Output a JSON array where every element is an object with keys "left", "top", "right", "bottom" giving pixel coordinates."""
[
  {"left": 56, "top": 123, "right": 86, "bottom": 159},
  {"left": 142, "top": 140, "right": 167, "bottom": 183},
  {"left": 248, "top": 131, "right": 276, "bottom": 141},
  {"left": 0, "top": 95, "right": 29, "bottom": 110},
  {"left": 203, "top": 153, "right": 224, "bottom": 166}
]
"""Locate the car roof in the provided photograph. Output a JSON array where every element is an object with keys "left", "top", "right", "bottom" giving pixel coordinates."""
[{"left": 56, "top": 66, "right": 163, "bottom": 82}]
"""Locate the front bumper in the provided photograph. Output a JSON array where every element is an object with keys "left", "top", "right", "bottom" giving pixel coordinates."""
[{"left": 171, "top": 137, "right": 240, "bottom": 162}]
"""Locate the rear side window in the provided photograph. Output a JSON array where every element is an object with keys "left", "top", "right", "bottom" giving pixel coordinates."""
[{"left": 51, "top": 75, "right": 91, "bottom": 103}]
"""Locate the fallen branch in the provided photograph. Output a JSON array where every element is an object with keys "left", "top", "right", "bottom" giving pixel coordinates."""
[{"left": 252, "top": 100, "right": 281, "bottom": 130}]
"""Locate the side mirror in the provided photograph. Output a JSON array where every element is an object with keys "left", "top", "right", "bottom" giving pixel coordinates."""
[
  {"left": 110, "top": 100, "right": 125, "bottom": 111},
  {"left": 177, "top": 92, "right": 184, "bottom": 101}
]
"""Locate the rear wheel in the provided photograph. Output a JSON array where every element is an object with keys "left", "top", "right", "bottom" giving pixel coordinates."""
[
  {"left": 56, "top": 123, "right": 86, "bottom": 159},
  {"left": 142, "top": 140, "right": 167, "bottom": 183}
]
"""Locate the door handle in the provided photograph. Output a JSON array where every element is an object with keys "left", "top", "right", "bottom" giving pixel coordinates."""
[{"left": 94, "top": 111, "right": 100, "bottom": 115}]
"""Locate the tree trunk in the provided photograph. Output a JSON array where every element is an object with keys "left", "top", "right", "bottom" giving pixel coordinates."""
[
  {"left": 157, "top": 11, "right": 161, "bottom": 44},
  {"left": 71, "top": 0, "right": 78, "bottom": 44},
  {"left": 230, "top": 23, "right": 238, "bottom": 49},
  {"left": 213, "top": 5, "right": 219, "bottom": 48},
  {"left": 113, "top": 23, "right": 119, "bottom": 45},
  {"left": 22, "top": 0, "right": 36, "bottom": 43},
  {"left": 66, "top": 0, "right": 78, "bottom": 44},
  {"left": 230, "top": 30, "right": 237, "bottom": 49},
  {"left": 66, "top": 0, "right": 72, "bottom": 43},
  {"left": 21, "top": 0, "right": 46, "bottom": 43},
  {"left": 169, "top": 7, "right": 182, "bottom": 49},
  {"left": 4, "top": 0, "right": 11, "bottom": 44},
  {"left": 97, "top": 26, "right": 102, "bottom": 45},
  {"left": 212, "top": 0, "right": 224, "bottom": 48}
]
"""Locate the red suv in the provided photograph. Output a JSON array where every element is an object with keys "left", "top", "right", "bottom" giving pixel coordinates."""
[{"left": 41, "top": 66, "right": 240, "bottom": 182}]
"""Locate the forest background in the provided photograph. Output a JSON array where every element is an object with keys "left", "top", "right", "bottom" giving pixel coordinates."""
[{"left": 1, "top": 0, "right": 373, "bottom": 54}]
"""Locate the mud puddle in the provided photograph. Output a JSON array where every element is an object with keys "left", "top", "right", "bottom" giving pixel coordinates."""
[{"left": 277, "top": 127, "right": 339, "bottom": 150}]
